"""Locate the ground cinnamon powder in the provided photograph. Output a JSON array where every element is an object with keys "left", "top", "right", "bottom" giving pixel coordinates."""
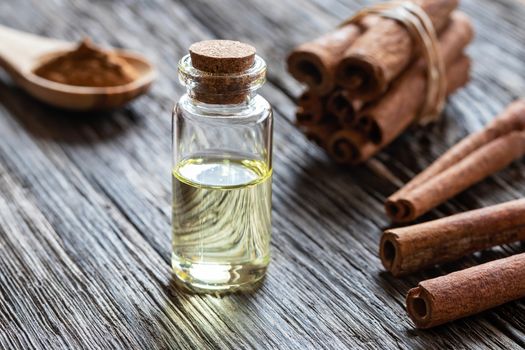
[{"left": 34, "top": 38, "right": 138, "bottom": 87}]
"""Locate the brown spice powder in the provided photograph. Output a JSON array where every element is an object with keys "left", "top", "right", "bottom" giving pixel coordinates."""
[{"left": 34, "top": 38, "right": 138, "bottom": 87}]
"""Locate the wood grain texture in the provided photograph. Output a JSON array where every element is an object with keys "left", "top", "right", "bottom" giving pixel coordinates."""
[{"left": 0, "top": 0, "right": 525, "bottom": 349}]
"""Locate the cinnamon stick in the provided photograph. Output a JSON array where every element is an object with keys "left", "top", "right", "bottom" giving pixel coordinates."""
[
  {"left": 295, "top": 91, "right": 326, "bottom": 125},
  {"left": 326, "top": 89, "right": 362, "bottom": 127},
  {"left": 406, "top": 252, "right": 525, "bottom": 328},
  {"left": 327, "top": 129, "right": 369, "bottom": 164},
  {"left": 381, "top": 199, "right": 525, "bottom": 276},
  {"left": 287, "top": 16, "right": 377, "bottom": 95},
  {"left": 391, "top": 130, "right": 525, "bottom": 222},
  {"left": 299, "top": 123, "right": 338, "bottom": 149},
  {"left": 359, "top": 54, "right": 470, "bottom": 146},
  {"left": 328, "top": 55, "right": 470, "bottom": 165},
  {"left": 387, "top": 100, "right": 525, "bottom": 209},
  {"left": 335, "top": 0, "right": 459, "bottom": 100},
  {"left": 358, "top": 12, "right": 474, "bottom": 145},
  {"left": 355, "top": 116, "right": 373, "bottom": 136}
]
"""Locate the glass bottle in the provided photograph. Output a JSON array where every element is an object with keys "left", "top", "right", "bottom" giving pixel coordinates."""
[{"left": 171, "top": 40, "right": 273, "bottom": 293}]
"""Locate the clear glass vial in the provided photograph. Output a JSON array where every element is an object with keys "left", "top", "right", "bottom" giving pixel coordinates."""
[{"left": 172, "top": 40, "right": 273, "bottom": 293}]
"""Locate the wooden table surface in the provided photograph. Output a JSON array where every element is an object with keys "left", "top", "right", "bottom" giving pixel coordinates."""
[{"left": 1, "top": 0, "right": 525, "bottom": 349}]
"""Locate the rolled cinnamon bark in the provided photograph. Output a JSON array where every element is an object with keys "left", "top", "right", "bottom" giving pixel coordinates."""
[
  {"left": 298, "top": 90, "right": 323, "bottom": 113},
  {"left": 327, "top": 129, "right": 368, "bottom": 164},
  {"left": 326, "top": 89, "right": 362, "bottom": 127},
  {"left": 329, "top": 55, "right": 470, "bottom": 165},
  {"left": 359, "top": 54, "right": 471, "bottom": 146},
  {"left": 381, "top": 199, "right": 525, "bottom": 276},
  {"left": 407, "top": 252, "right": 525, "bottom": 328},
  {"left": 287, "top": 16, "right": 377, "bottom": 95},
  {"left": 335, "top": 0, "right": 459, "bottom": 100},
  {"left": 386, "top": 100, "right": 525, "bottom": 209},
  {"left": 392, "top": 131, "right": 525, "bottom": 222},
  {"left": 296, "top": 107, "right": 318, "bottom": 125},
  {"left": 295, "top": 91, "right": 325, "bottom": 125},
  {"left": 299, "top": 123, "right": 338, "bottom": 149},
  {"left": 358, "top": 12, "right": 474, "bottom": 145}
]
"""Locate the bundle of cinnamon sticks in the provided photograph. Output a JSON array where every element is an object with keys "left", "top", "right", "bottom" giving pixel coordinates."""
[
  {"left": 287, "top": 0, "right": 473, "bottom": 164},
  {"left": 379, "top": 100, "right": 525, "bottom": 328}
]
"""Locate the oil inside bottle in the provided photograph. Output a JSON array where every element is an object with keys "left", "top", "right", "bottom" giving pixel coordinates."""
[{"left": 171, "top": 155, "right": 272, "bottom": 293}]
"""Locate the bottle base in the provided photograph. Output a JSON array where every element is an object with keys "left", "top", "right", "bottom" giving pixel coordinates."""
[{"left": 171, "top": 255, "right": 269, "bottom": 294}]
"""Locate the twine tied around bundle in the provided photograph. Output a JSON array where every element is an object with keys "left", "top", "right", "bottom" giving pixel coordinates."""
[{"left": 340, "top": 1, "right": 446, "bottom": 125}]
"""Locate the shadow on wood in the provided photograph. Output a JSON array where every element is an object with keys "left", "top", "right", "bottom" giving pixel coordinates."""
[{"left": 0, "top": 78, "right": 139, "bottom": 144}]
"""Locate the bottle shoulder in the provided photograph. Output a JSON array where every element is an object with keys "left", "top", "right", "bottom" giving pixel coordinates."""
[{"left": 175, "top": 94, "right": 272, "bottom": 125}]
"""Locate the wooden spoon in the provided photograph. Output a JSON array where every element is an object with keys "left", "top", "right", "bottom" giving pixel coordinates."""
[{"left": 0, "top": 25, "right": 156, "bottom": 110}]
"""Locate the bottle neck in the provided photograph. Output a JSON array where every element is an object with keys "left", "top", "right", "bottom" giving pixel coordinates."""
[
  {"left": 180, "top": 93, "right": 269, "bottom": 120},
  {"left": 186, "top": 90, "right": 257, "bottom": 106}
]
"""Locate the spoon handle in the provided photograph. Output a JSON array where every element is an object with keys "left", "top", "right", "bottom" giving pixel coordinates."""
[{"left": 0, "top": 25, "right": 71, "bottom": 77}]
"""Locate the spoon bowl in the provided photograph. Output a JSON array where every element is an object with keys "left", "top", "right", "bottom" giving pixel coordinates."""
[{"left": 0, "top": 25, "right": 155, "bottom": 110}]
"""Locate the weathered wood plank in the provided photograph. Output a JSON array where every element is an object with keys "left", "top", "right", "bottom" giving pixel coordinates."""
[
  {"left": 0, "top": 0, "right": 524, "bottom": 349},
  {"left": 0, "top": 107, "right": 227, "bottom": 350}
]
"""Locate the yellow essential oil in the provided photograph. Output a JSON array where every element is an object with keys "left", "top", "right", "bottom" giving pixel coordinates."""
[{"left": 172, "top": 157, "right": 272, "bottom": 293}]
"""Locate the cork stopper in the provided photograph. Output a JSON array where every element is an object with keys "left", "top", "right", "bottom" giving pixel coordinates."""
[
  {"left": 179, "top": 40, "right": 263, "bottom": 104},
  {"left": 189, "top": 40, "right": 256, "bottom": 74}
]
